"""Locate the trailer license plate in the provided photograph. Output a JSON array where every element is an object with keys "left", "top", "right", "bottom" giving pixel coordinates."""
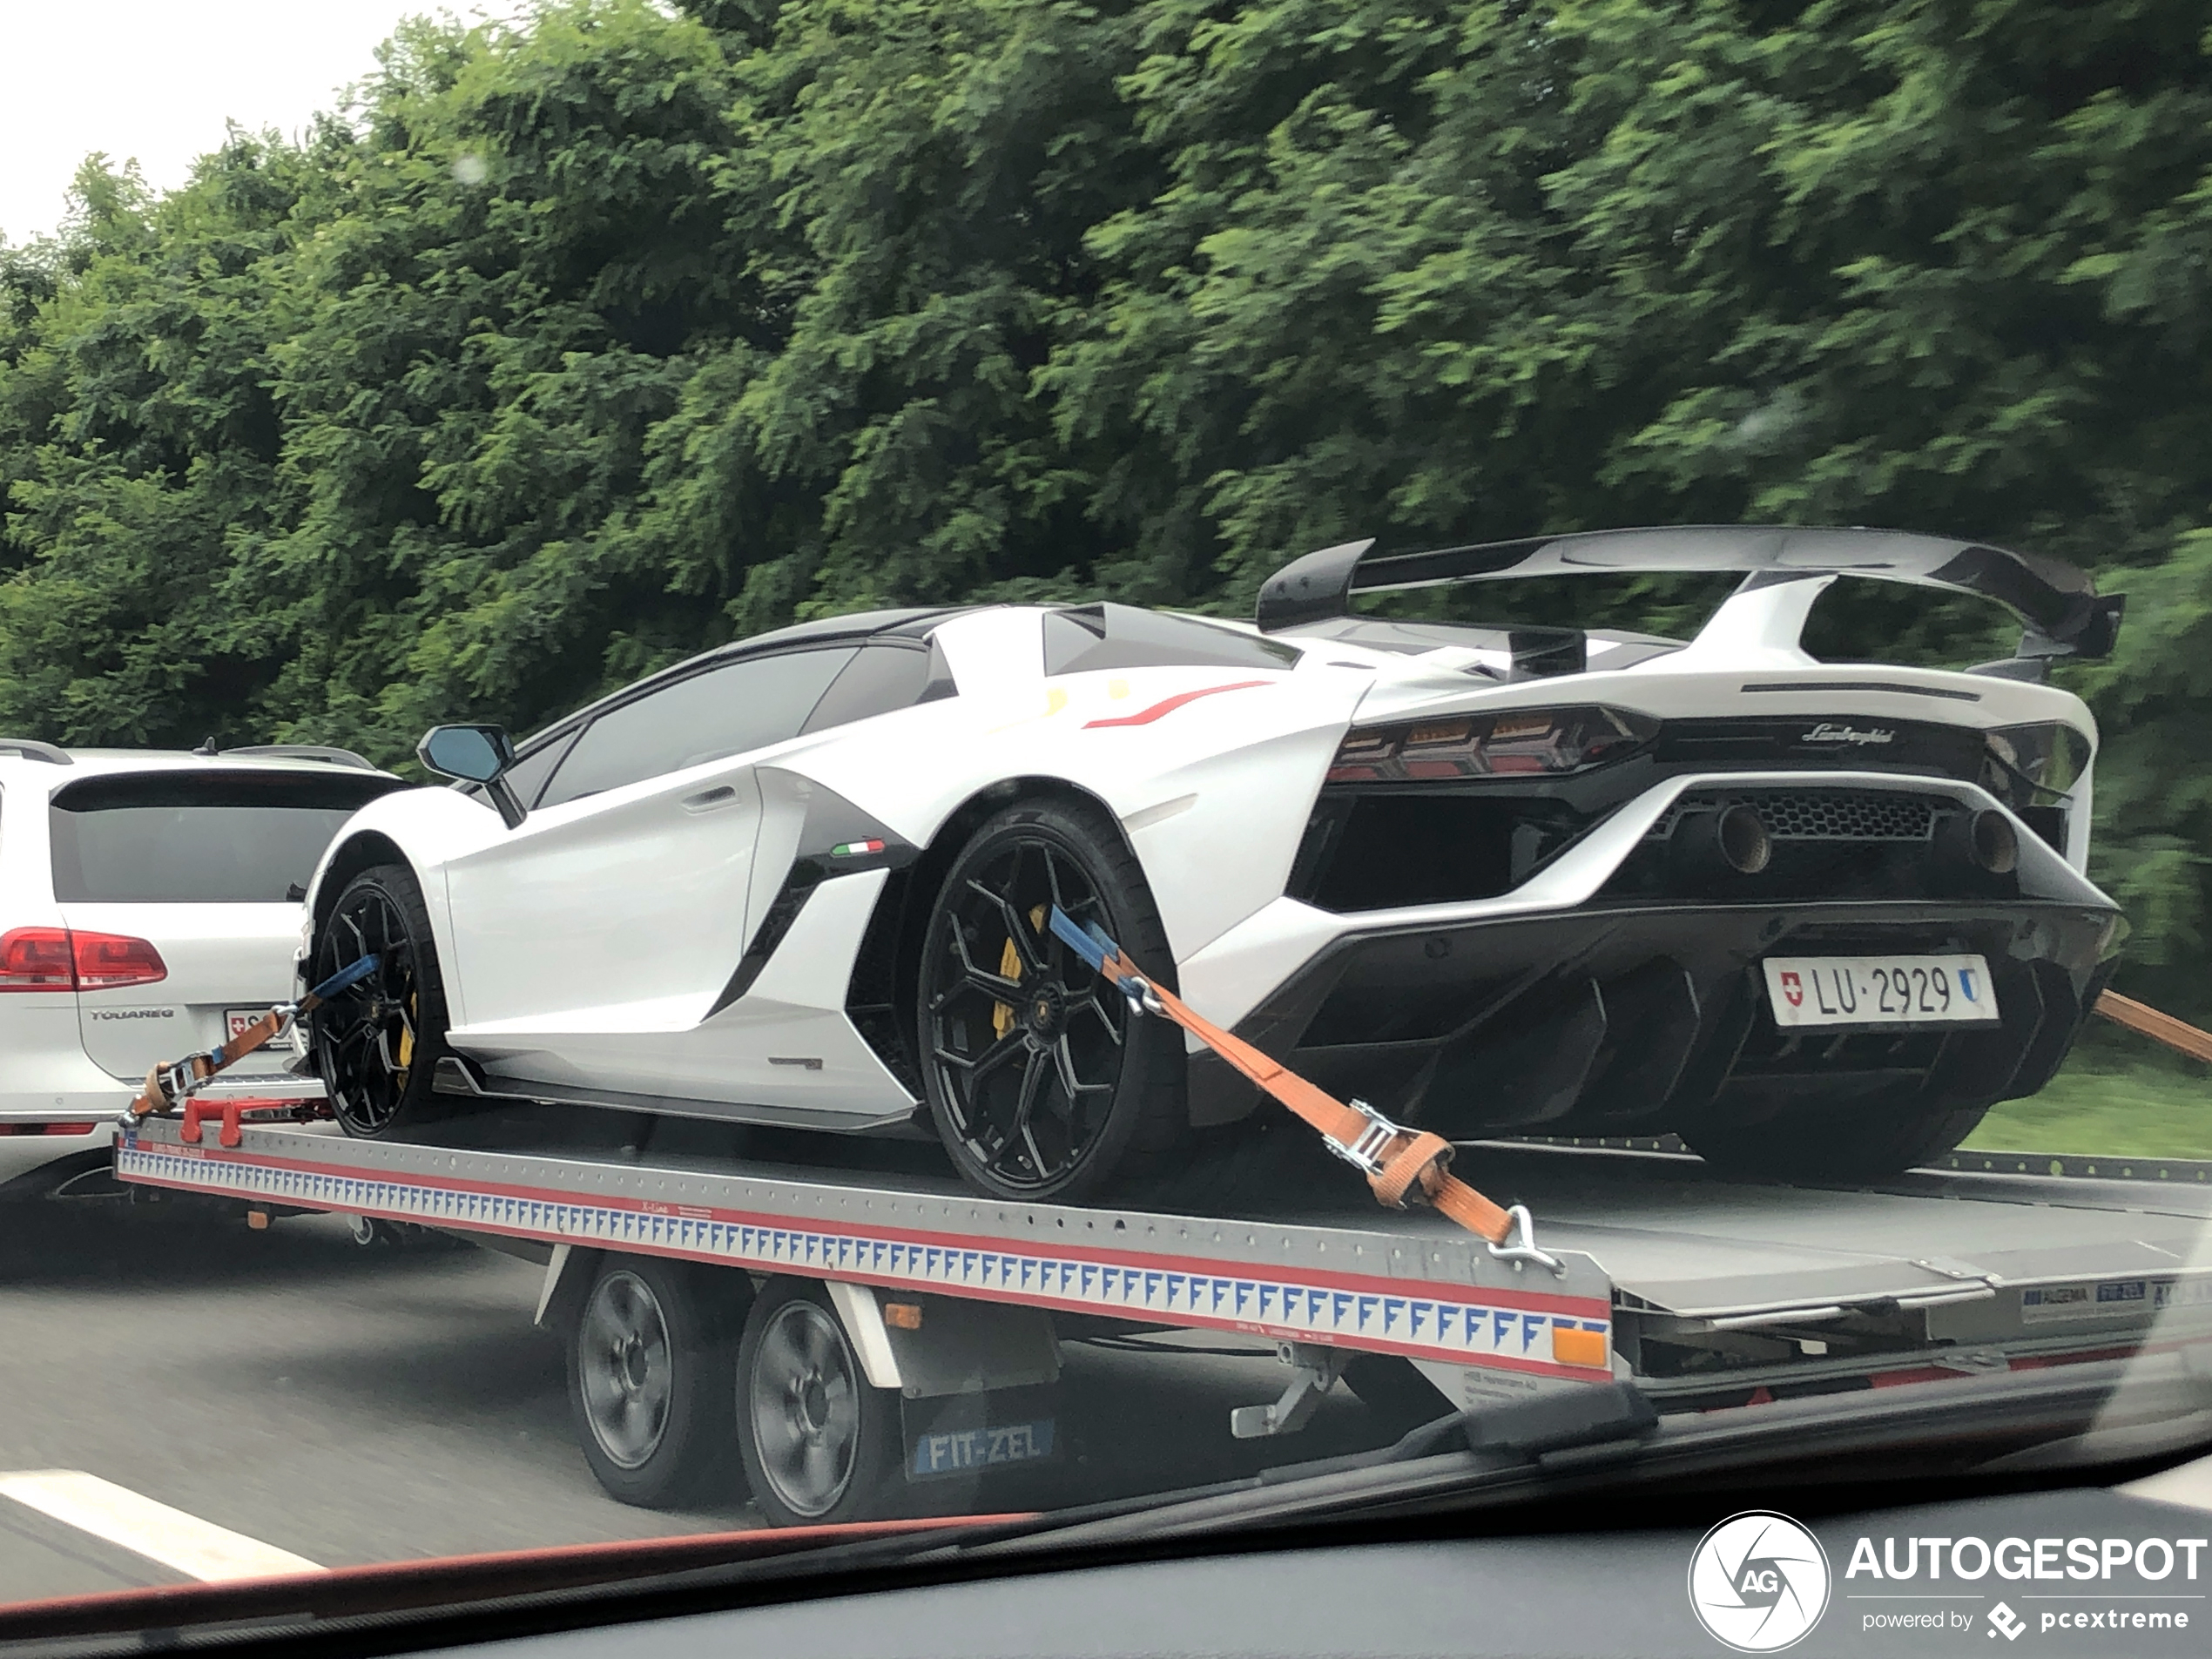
[
  {"left": 1763, "top": 954, "right": 1999, "bottom": 1028},
  {"left": 908, "top": 1419, "right": 1055, "bottom": 1480}
]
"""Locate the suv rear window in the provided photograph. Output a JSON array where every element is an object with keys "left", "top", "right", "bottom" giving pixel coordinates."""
[
  {"left": 1043, "top": 604, "right": 1301, "bottom": 677},
  {"left": 49, "top": 771, "right": 402, "bottom": 903}
]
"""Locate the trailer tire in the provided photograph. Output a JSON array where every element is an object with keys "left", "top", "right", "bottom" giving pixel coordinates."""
[
  {"left": 736, "top": 1279, "right": 903, "bottom": 1527},
  {"left": 1683, "top": 1091, "right": 1991, "bottom": 1184},
  {"left": 312, "top": 863, "right": 452, "bottom": 1139},
  {"left": 566, "top": 1257, "right": 746, "bottom": 1508}
]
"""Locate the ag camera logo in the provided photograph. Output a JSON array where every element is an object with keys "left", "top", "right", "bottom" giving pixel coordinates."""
[{"left": 1689, "top": 1511, "right": 1831, "bottom": 1651}]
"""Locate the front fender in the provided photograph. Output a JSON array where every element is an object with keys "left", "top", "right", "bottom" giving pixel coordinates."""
[{"left": 303, "top": 785, "right": 510, "bottom": 1009}]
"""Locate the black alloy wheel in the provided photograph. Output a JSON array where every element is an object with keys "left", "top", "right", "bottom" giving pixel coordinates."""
[
  {"left": 312, "top": 864, "right": 449, "bottom": 1139},
  {"left": 920, "top": 801, "right": 1184, "bottom": 1202}
]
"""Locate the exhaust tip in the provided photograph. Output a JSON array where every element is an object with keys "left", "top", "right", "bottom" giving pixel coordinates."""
[
  {"left": 1716, "top": 805, "right": 1772, "bottom": 875},
  {"left": 1970, "top": 809, "right": 2019, "bottom": 875}
]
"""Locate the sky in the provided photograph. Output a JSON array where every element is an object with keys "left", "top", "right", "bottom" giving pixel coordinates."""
[{"left": 0, "top": 1, "right": 462, "bottom": 244}]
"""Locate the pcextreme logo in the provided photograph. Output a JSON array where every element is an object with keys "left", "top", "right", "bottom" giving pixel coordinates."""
[{"left": 1689, "top": 1510, "right": 1832, "bottom": 1652}]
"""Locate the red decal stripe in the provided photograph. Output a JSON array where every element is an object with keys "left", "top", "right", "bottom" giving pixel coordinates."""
[{"left": 1082, "top": 679, "right": 1270, "bottom": 729}]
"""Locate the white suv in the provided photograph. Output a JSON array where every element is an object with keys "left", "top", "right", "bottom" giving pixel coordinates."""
[{"left": 0, "top": 741, "right": 407, "bottom": 1123}]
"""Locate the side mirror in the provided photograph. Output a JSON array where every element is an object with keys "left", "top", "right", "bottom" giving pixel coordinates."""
[{"left": 417, "top": 725, "right": 526, "bottom": 828}]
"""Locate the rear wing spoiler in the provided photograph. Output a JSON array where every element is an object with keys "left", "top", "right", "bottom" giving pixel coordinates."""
[{"left": 1255, "top": 526, "right": 2125, "bottom": 663}]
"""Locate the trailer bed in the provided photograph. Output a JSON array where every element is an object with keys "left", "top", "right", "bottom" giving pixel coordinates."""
[{"left": 114, "top": 1117, "right": 2212, "bottom": 1411}]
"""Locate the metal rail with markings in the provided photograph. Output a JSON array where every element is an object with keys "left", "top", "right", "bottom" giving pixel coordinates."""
[
  {"left": 114, "top": 1118, "right": 2212, "bottom": 1412},
  {"left": 113, "top": 1118, "right": 1617, "bottom": 1387}
]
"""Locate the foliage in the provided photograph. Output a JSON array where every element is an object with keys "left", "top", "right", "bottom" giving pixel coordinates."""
[
  {"left": 1971, "top": 1042, "right": 2211, "bottom": 1159},
  {"left": 2, "top": 0, "right": 2209, "bottom": 1008}
]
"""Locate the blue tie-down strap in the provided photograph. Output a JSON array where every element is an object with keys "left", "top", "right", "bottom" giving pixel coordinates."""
[
  {"left": 1047, "top": 907, "right": 1113, "bottom": 973},
  {"left": 310, "top": 952, "right": 380, "bottom": 1002},
  {"left": 1047, "top": 907, "right": 1163, "bottom": 1016},
  {"left": 206, "top": 953, "right": 381, "bottom": 1069}
]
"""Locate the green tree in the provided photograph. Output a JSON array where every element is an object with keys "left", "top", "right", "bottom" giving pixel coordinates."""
[{"left": 1, "top": 0, "right": 2208, "bottom": 1013}]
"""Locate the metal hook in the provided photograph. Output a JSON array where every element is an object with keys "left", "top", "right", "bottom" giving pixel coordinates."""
[
  {"left": 1487, "top": 1204, "right": 1565, "bottom": 1276},
  {"left": 1117, "top": 974, "right": 1167, "bottom": 1019}
]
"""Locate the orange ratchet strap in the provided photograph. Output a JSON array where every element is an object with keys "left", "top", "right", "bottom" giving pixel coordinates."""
[
  {"left": 1047, "top": 908, "right": 1555, "bottom": 1267},
  {"left": 126, "top": 953, "right": 382, "bottom": 1122},
  {"left": 2096, "top": 991, "right": 2212, "bottom": 1065}
]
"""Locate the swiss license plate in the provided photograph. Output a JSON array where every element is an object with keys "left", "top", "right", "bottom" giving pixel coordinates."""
[
  {"left": 1763, "top": 954, "right": 1999, "bottom": 1028},
  {"left": 907, "top": 1418, "right": 1055, "bottom": 1480},
  {"left": 226, "top": 1008, "right": 266, "bottom": 1042}
]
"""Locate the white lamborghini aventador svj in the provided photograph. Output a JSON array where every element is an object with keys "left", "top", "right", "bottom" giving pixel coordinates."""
[{"left": 298, "top": 526, "right": 2126, "bottom": 1201}]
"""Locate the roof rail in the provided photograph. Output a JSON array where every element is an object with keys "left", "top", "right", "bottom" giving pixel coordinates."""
[
  {"left": 220, "top": 744, "right": 377, "bottom": 772},
  {"left": 0, "top": 738, "right": 71, "bottom": 765}
]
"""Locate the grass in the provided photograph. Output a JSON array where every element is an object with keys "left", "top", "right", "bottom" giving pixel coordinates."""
[{"left": 1967, "top": 1046, "right": 2211, "bottom": 1159}]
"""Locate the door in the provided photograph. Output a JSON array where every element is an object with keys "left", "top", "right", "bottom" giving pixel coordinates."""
[
  {"left": 438, "top": 646, "right": 860, "bottom": 1078},
  {"left": 51, "top": 768, "right": 401, "bottom": 1088}
]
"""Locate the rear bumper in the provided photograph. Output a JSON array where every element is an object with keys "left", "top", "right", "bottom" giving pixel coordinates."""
[
  {"left": 1177, "top": 770, "right": 2121, "bottom": 1134},
  {"left": 1195, "top": 898, "right": 2118, "bottom": 1136},
  {"left": 0, "top": 1001, "right": 321, "bottom": 1123}
]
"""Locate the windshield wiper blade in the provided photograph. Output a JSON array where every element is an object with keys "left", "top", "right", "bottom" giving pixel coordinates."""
[{"left": 1262, "top": 1379, "right": 1661, "bottom": 1485}]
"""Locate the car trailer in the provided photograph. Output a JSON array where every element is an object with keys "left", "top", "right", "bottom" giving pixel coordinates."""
[{"left": 111, "top": 1113, "right": 2212, "bottom": 1525}]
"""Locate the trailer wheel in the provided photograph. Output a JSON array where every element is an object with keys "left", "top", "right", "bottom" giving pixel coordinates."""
[
  {"left": 312, "top": 863, "right": 450, "bottom": 1138},
  {"left": 919, "top": 799, "right": 1185, "bottom": 1202},
  {"left": 736, "top": 1279, "right": 901, "bottom": 1527},
  {"left": 566, "top": 1257, "right": 744, "bottom": 1507}
]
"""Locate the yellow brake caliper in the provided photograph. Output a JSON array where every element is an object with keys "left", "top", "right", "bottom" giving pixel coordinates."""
[
  {"left": 396, "top": 992, "right": 415, "bottom": 1078},
  {"left": 991, "top": 906, "right": 1049, "bottom": 1039}
]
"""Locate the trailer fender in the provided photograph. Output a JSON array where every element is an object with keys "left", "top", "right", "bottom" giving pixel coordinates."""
[
  {"left": 822, "top": 1282, "right": 1061, "bottom": 1400},
  {"left": 535, "top": 1244, "right": 597, "bottom": 1330},
  {"left": 825, "top": 1279, "right": 904, "bottom": 1391}
]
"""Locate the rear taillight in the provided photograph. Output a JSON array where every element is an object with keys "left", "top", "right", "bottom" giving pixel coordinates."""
[
  {"left": 0, "top": 927, "right": 166, "bottom": 992},
  {"left": 0, "top": 927, "right": 76, "bottom": 991},
  {"left": 1981, "top": 722, "right": 2091, "bottom": 806},
  {"left": 74, "top": 932, "right": 168, "bottom": 990},
  {"left": 1325, "top": 705, "right": 1660, "bottom": 784}
]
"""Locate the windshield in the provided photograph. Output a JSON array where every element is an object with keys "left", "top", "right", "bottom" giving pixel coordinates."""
[{"left": 0, "top": 0, "right": 2207, "bottom": 1651}]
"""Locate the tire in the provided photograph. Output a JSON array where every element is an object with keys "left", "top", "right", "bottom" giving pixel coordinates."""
[
  {"left": 1682, "top": 1090, "right": 1990, "bottom": 1184},
  {"left": 565, "top": 1257, "right": 746, "bottom": 1507},
  {"left": 917, "top": 799, "right": 1186, "bottom": 1203},
  {"left": 311, "top": 864, "right": 452, "bottom": 1139},
  {"left": 735, "top": 1279, "right": 903, "bottom": 1527}
]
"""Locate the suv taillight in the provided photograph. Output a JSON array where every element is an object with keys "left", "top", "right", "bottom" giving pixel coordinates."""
[
  {"left": 0, "top": 928, "right": 76, "bottom": 990},
  {"left": 0, "top": 927, "right": 166, "bottom": 992},
  {"left": 74, "top": 932, "right": 168, "bottom": 990}
]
